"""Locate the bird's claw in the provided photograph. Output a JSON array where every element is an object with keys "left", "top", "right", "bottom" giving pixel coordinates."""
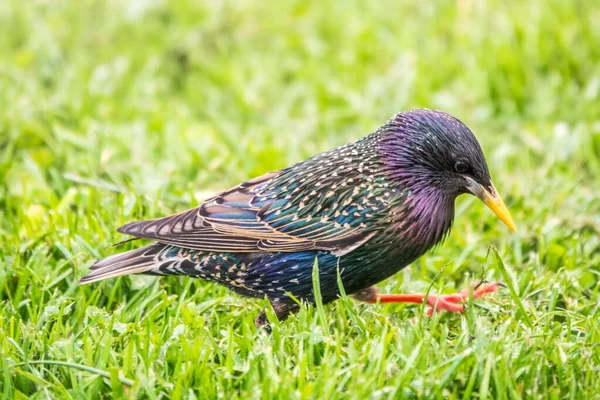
[{"left": 425, "top": 281, "right": 503, "bottom": 316}]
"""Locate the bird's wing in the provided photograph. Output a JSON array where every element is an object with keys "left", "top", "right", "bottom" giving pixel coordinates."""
[{"left": 118, "top": 145, "right": 396, "bottom": 254}]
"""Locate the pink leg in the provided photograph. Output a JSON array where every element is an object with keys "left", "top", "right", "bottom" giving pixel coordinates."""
[{"left": 353, "top": 282, "right": 503, "bottom": 315}]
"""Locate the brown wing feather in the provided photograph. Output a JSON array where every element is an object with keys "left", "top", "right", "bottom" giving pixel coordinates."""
[{"left": 117, "top": 169, "right": 376, "bottom": 254}]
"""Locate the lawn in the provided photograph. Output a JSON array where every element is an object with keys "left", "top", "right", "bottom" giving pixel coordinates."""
[{"left": 1, "top": 0, "right": 600, "bottom": 398}]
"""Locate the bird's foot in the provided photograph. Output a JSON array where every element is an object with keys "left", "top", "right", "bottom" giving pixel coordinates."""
[
  {"left": 255, "top": 302, "right": 299, "bottom": 333},
  {"left": 352, "top": 282, "right": 504, "bottom": 316}
]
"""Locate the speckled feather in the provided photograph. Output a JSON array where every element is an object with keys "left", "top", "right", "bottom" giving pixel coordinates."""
[{"left": 80, "top": 109, "right": 492, "bottom": 306}]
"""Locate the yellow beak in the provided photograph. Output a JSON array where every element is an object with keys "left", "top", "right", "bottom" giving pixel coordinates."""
[{"left": 466, "top": 179, "right": 516, "bottom": 232}]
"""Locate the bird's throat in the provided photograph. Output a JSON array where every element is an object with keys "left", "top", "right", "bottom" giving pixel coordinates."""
[{"left": 393, "top": 188, "right": 455, "bottom": 255}]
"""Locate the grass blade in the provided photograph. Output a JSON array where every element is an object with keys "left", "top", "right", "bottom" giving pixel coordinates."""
[
  {"left": 492, "top": 247, "right": 533, "bottom": 328},
  {"left": 11, "top": 361, "right": 135, "bottom": 387}
]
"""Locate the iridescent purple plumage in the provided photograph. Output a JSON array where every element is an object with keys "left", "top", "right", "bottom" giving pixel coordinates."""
[{"left": 378, "top": 109, "right": 491, "bottom": 252}]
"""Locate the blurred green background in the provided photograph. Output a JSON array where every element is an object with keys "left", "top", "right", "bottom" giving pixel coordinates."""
[{"left": 1, "top": 0, "right": 600, "bottom": 398}]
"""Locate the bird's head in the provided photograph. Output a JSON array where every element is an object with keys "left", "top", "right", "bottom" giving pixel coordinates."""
[{"left": 380, "top": 108, "right": 516, "bottom": 232}]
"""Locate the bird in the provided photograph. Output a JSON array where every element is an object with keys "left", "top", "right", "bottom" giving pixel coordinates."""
[{"left": 79, "top": 109, "right": 516, "bottom": 329}]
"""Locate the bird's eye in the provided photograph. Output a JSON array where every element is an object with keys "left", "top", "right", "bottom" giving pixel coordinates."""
[{"left": 454, "top": 161, "right": 469, "bottom": 173}]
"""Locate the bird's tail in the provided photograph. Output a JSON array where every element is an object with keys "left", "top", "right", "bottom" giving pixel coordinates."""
[{"left": 79, "top": 243, "right": 166, "bottom": 284}]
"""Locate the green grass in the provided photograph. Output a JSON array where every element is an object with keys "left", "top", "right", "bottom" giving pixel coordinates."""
[{"left": 1, "top": 0, "right": 600, "bottom": 398}]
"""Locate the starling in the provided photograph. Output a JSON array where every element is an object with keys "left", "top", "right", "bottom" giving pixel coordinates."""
[{"left": 80, "top": 109, "right": 515, "bottom": 328}]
